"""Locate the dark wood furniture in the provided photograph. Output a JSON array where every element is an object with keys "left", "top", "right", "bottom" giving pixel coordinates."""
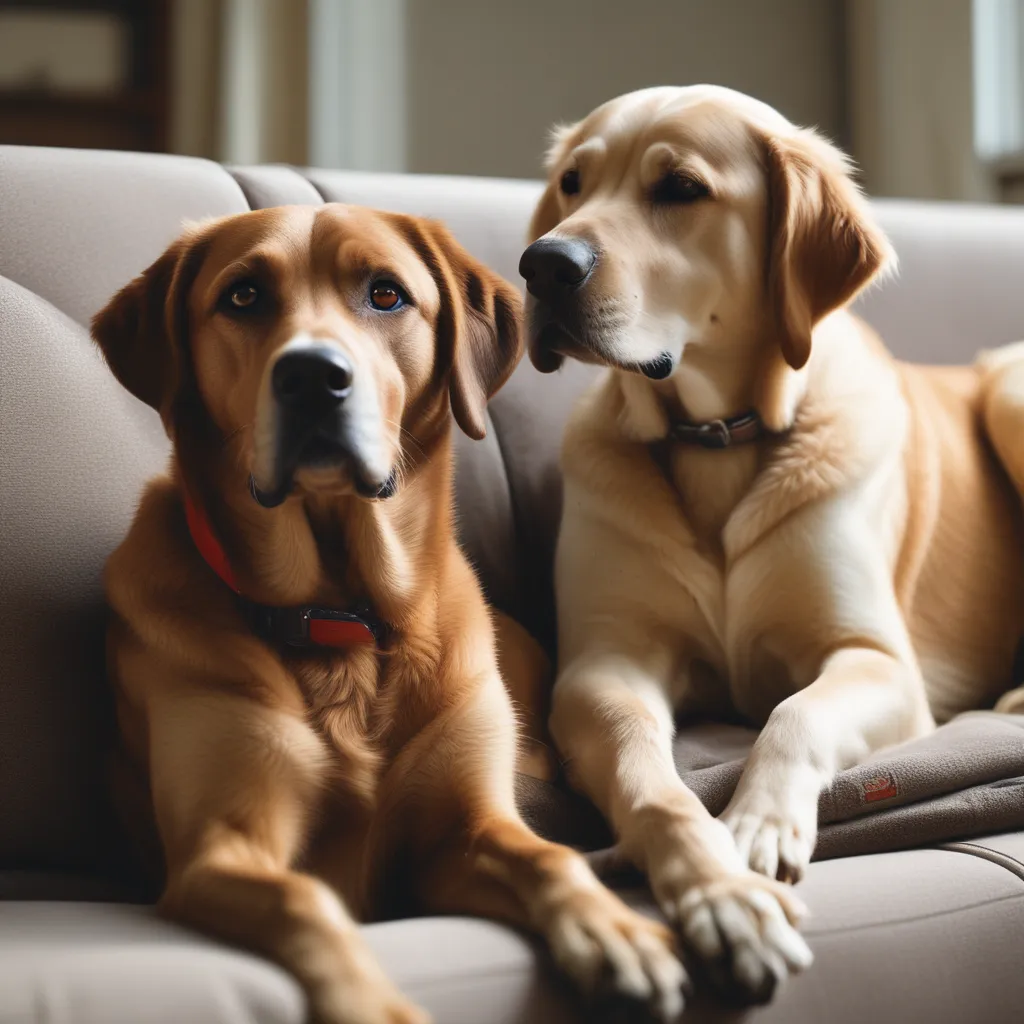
[{"left": 0, "top": 0, "right": 170, "bottom": 152}]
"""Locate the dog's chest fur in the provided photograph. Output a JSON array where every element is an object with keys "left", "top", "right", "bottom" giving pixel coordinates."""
[
  {"left": 661, "top": 443, "right": 801, "bottom": 722},
  {"left": 290, "top": 628, "right": 445, "bottom": 807}
]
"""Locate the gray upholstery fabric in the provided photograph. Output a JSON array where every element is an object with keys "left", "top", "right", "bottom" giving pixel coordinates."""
[
  {"left": 854, "top": 200, "right": 1024, "bottom": 364},
  {"left": 0, "top": 902, "right": 305, "bottom": 1024},
  {"left": 228, "top": 164, "right": 323, "bottom": 210},
  {"left": 520, "top": 713, "right": 1024, "bottom": 862},
  {"left": 0, "top": 146, "right": 248, "bottom": 326},
  {"left": 2, "top": 845, "right": 1021, "bottom": 1024},
  {"left": 670, "top": 713, "right": 1024, "bottom": 856},
  {"left": 0, "top": 278, "right": 169, "bottom": 873}
]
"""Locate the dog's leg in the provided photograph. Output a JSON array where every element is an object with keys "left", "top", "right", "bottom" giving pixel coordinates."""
[
  {"left": 388, "top": 672, "right": 689, "bottom": 1022},
  {"left": 543, "top": 654, "right": 812, "bottom": 1003},
  {"left": 493, "top": 610, "right": 558, "bottom": 781},
  {"left": 149, "top": 687, "right": 428, "bottom": 1024},
  {"left": 722, "top": 646, "right": 933, "bottom": 882}
]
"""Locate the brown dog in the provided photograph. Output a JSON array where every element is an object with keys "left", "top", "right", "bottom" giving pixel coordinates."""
[
  {"left": 93, "top": 204, "right": 687, "bottom": 1024},
  {"left": 519, "top": 84, "right": 1024, "bottom": 999}
]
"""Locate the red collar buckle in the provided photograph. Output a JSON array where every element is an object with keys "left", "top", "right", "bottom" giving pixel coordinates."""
[{"left": 242, "top": 603, "right": 382, "bottom": 648}]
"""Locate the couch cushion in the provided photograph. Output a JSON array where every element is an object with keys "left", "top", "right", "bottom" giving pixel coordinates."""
[
  {"left": 0, "top": 278, "right": 169, "bottom": 874},
  {"left": 0, "top": 901, "right": 578, "bottom": 1024},
  {"left": 228, "top": 165, "right": 324, "bottom": 209},
  {"left": 2, "top": 841, "right": 1021, "bottom": 1024},
  {"left": 0, "top": 902, "right": 304, "bottom": 1024},
  {"left": 854, "top": 200, "right": 1024, "bottom": 365},
  {"left": 0, "top": 146, "right": 248, "bottom": 326}
]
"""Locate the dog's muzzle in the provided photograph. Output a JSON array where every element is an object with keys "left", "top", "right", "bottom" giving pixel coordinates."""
[{"left": 250, "top": 345, "right": 393, "bottom": 507}]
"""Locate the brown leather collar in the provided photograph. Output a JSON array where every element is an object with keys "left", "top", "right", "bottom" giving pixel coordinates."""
[{"left": 667, "top": 410, "right": 766, "bottom": 449}]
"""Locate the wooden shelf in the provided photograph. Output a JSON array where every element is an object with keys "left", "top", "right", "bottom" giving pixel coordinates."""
[{"left": 0, "top": 0, "right": 169, "bottom": 152}]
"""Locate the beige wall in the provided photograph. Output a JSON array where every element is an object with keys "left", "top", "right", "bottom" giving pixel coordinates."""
[{"left": 406, "top": 0, "right": 846, "bottom": 179}]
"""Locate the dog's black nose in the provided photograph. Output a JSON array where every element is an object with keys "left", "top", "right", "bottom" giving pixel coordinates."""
[
  {"left": 272, "top": 348, "right": 353, "bottom": 409},
  {"left": 519, "top": 237, "right": 596, "bottom": 301}
]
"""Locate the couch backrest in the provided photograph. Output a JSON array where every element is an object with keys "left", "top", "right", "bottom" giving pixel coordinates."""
[{"left": 1, "top": 146, "right": 1022, "bottom": 881}]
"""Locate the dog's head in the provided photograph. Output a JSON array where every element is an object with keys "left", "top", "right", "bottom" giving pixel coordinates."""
[
  {"left": 93, "top": 205, "right": 522, "bottom": 504},
  {"left": 521, "top": 85, "right": 893, "bottom": 383}
]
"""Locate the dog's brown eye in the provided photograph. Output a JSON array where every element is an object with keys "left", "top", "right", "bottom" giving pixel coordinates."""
[
  {"left": 370, "top": 282, "right": 403, "bottom": 311},
  {"left": 651, "top": 172, "right": 711, "bottom": 205},
  {"left": 560, "top": 169, "right": 581, "bottom": 196},
  {"left": 229, "top": 283, "right": 259, "bottom": 309}
]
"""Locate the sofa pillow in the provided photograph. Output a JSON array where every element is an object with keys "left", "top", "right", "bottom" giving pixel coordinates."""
[{"left": 0, "top": 277, "right": 168, "bottom": 876}]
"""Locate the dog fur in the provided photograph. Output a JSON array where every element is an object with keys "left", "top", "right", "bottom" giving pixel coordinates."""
[
  {"left": 93, "top": 203, "right": 688, "bottom": 1024},
  {"left": 523, "top": 85, "right": 1024, "bottom": 997}
]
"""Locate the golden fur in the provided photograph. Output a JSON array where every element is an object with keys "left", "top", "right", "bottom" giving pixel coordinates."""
[
  {"left": 93, "top": 204, "right": 688, "bottom": 1024},
  {"left": 524, "top": 85, "right": 1024, "bottom": 998}
]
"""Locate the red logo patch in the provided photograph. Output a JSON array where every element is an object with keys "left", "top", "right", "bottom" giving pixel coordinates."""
[{"left": 862, "top": 772, "right": 898, "bottom": 803}]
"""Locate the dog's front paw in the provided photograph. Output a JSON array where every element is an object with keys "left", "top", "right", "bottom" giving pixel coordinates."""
[
  {"left": 312, "top": 986, "right": 431, "bottom": 1024},
  {"left": 668, "top": 873, "right": 813, "bottom": 1003},
  {"left": 311, "top": 945, "right": 432, "bottom": 1024},
  {"left": 545, "top": 883, "right": 689, "bottom": 1022},
  {"left": 640, "top": 816, "right": 813, "bottom": 1003},
  {"left": 721, "top": 777, "right": 819, "bottom": 883}
]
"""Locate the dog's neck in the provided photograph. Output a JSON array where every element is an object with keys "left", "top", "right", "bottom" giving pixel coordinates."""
[
  {"left": 176, "top": 420, "right": 452, "bottom": 631},
  {"left": 615, "top": 325, "right": 809, "bottom": 543},
  {"left": 619, "top": 327, "right": 806, "bottom": 445}
]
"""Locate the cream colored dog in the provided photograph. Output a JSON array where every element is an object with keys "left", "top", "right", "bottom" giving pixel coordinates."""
[{"left": 519, "top": 85, "right": 1024, "bottom": 998}]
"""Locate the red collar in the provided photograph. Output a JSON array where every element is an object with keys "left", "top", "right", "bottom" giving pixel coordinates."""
[{"left": 182, "top": 490, "right": 381, "bottom": 649}]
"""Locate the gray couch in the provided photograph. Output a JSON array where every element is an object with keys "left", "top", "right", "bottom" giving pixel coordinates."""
[{"left": 1, "top": 144, "right": 1023, "bottom": 1024}]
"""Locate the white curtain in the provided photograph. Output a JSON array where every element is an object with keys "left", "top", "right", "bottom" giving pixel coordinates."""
[
  {"left": 170, "top": 0, "right": 309, "bottom": 165},
  {"left": 846, "top": 0, "right": 996, "bottom": 201},
  {"left": 169, "top": 0, "right": 406, "bottom": 170}
]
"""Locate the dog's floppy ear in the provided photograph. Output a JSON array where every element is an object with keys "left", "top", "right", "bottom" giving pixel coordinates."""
[
  {"left": 403, "top": 217, "right": 524, "bottom": 440},
  {"left": 91, "top": 231, "right": 207, "bottom": 421},
  {"left": 763, "top": 129, "right": 894, "bottom": 369}
]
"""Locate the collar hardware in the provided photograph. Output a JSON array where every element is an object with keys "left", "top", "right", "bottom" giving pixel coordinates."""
[
  {"left": 182, "top": 489, "right": 384, "bottom": 651},
  {"left": 667, "top": 410, "right": 765, "bottom": 449}
]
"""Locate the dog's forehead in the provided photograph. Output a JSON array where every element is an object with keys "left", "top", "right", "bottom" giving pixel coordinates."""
[
  {"left": 312, "top": 204, "right": 421, "bottom": 265},
  {"left": 574, "top": 85, "right": 793, "bottom": 163},
  {"left": 197, "top": 205, "right": 318, "bottom": 271},
  {"left": 190, "top": 204, "right": 434, "bottom": 298}
]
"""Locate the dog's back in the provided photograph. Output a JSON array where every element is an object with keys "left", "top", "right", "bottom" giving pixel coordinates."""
[{"left": 895, "top": 354, "right": 1024, "bottom": 719}]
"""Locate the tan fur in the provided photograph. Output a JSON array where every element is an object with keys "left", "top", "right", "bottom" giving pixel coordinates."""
[
  {"left": 93, "top": 204, "right": 686, "bottom": 1024},
  {"left": 528, "top": 85, "right": 1024, "bottom": 993}
]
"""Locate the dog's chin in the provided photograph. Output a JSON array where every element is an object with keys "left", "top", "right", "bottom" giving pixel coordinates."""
[
  {"left": 251, "top": 437, "right": 395, "bottom": 507},
  {"left": 531, "top": 323, "right": 676, "bottom": 380}
]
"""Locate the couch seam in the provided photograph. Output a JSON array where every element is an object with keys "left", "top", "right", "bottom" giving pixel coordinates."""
[
  {"left": 803, "top": 890, "right": 1024, "bottom": 937},
  {"left": 301, "top": 169, "right": 330, "bottom": 204},
  {"left": 227, "top": 168, "right": 258, "bottom": 211},
  {"left": 938, "top": 841, "right": 1024, "bottom": 882},
  {"left": 227, "top": 166, "right": 329, "bottom": 211}
]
